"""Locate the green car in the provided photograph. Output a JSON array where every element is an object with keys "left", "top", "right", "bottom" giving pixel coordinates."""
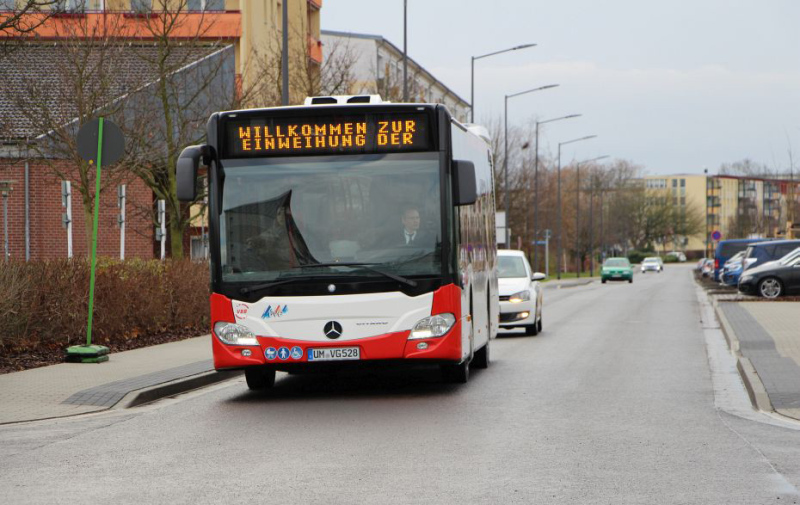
[{"left": 601, "top": 258, "right": 633, "bottom": 283}]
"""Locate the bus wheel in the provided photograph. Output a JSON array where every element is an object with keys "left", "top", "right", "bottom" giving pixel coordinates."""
[
  {"left": 473, "top": 342, "right": 490, "bottom": 369},
  {"left": 441, "top": 361, "right": 470, "bottom": 384},
  {"left": 245, "top": 367, "right": 276, "bottom": 391}
]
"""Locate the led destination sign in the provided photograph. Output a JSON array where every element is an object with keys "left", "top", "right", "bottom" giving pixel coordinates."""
[{"left": 223, "top": 112, "right": 432, "bottom": 158}]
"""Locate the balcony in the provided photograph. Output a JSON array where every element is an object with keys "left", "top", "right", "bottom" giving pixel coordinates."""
[
  {"left": 308, "top": 34, "right": 322, "bottom": 64},
  {"left": 308, "top": 0, "right": 323, "bottom": 9},
  {"left": 706, "top": 196, "right": 720, "bottom": 208},
  {"left": 0, "top": 11, "right": 242, "bottom": 40}
]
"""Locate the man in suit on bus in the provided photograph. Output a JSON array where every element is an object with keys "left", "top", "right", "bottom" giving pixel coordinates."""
[{"left": 398, "top": 206, "right": 435, "bottom": 248}]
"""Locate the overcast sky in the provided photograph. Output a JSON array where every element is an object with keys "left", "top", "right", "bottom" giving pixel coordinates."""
[{"left": 323, "top": 0, "right": 800, "bottom": 175}]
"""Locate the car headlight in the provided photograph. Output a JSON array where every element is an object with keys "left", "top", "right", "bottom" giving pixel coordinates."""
[
  {"left": 409, "top": 313, "right": 456, "bottom": 339},
  {"left": 214, "top": 321, "right": 259, "bottom": 346},
  {"left": 509, "top": 290, "right": 531, "bottom": 303}
]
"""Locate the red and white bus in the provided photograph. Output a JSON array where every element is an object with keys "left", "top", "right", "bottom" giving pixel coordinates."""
[{"left": 177, "top": 96, "right": 498, "bottom": 389}]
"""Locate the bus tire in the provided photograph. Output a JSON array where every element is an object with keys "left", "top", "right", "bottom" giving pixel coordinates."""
[
  {"left": 245, "top": 367, "right": 276, "bottom": 391},
  {"left": 473, "top": 342, "right": 490, "bottom": 369},
  {"left": 441, "top": 361, "right": 470, "bottom": 384}
]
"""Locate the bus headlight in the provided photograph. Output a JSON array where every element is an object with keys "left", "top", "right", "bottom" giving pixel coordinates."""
[
  {"left": 509, "top": 290, "right": 530, "bottom": 303},
  {"left": 214, "top": 322, "right": 259, "bottom": 346},
  {"left": 409, "top": 313, "right": 456, "bottom": 339}
]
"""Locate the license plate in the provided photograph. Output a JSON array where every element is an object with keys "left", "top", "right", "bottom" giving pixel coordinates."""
[
  {"left": 613, "top": 274, "right": 621, "bottom": 278},
  {"left": 307, "top": 347, "right": 360, "bottom": 361}
]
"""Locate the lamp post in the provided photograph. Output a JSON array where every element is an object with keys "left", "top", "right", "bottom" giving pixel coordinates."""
[
  {"left": 532, "top": 114, "right": 581, "bottom": 272},
  {"left": 704, "top": 167, "right": 709, "bottom": 258},
  {"left": 575, "top": 155, "right": 608, "bottom": 278},
  {"left": 557, "top": 135, "right": 597, "bottom": 278},
  {"left": 470, "top": 43, "right": 536, "bottom": 122},
  {"left": 504, "top": 84, "right": 559, "bottom": 248},
  {"left": 403, "top": 0, "right": 408, "bottom": 102},
  {"left": 281, "top": 0, "right": 289, "bottom": 105}
]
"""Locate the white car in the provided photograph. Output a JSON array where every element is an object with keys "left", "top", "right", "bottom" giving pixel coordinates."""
[
  {"left": 641, "top": 257, "right": 663, "bottom": 273},
  {"left": 497, "top": 250, "right": 545, "bottom": 335}
]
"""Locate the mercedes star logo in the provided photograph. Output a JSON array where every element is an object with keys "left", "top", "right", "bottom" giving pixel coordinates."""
[{"left": 324, "top": 321, "right": 343, "bottom": 339}]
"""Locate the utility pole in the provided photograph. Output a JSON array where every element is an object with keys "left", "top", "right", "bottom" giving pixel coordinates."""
[{"left": 281, "top": 0, "right": 289, "bottom": 105}]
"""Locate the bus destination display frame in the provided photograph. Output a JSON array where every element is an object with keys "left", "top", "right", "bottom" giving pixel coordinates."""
[{"left": 220, "top": 107, "right": 437, "bottom": 159}]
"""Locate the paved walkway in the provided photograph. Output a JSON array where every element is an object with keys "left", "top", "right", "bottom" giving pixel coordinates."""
[
  {"left": 718, "top": 301, "right": 800, "bottom": 420},
  {"left": 0, "top": 336, "right": 215, "bottom": 424}
]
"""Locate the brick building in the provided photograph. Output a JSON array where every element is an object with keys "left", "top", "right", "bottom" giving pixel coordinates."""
[{"left": 0, "top": 43, "right": 235, "bottom": 261}]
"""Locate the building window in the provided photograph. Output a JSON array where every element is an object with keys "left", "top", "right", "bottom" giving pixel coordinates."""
[
  {"left": 680, "top": 178, "right": 685, "bottom": 187},
  {"left": 0, "top": 0, "right": 15, "bottom": 9},
  {"left": 131, "top": 0, "right": 151, "bottom": 12},
  {"left": 56, "top": 0, "right": 87, "bottom": 11},
  {"left": 680, "top": 197, "right": 686, "bottom": 206},
  {"left": 188, "top": 0, "right": 224, "bottom": 10}
]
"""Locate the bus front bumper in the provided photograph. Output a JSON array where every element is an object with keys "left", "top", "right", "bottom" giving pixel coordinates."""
[{"left": 212, "top": 324, "right": 464, "bottom": 371}]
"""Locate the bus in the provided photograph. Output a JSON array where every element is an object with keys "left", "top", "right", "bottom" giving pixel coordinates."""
[{"left": 177, "top": 95, "right": 498, "bottom": 389}]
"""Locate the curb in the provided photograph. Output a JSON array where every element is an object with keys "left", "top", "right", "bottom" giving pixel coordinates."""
[
  {"left": 709, "top": 295, "right": 776, "bottom": 414},
  {"left": 114, "top": 369, "right": 242, "bottom": 409}
]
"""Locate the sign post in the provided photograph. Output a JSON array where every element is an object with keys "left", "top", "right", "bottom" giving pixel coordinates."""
[{"left": 66, "top": 117, "right": 124, "bottom": 363}]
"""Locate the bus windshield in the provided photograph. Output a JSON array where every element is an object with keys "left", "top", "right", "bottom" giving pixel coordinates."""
[{"left": 219, "top": 152, "right": 442, "bottom": 283}]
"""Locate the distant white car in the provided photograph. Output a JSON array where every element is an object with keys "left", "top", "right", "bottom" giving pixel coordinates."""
[
  {"left": 667, "top": 251, "right": 687, "bottom": 262},
  {"left": 497, "top": 250, "right": 544, "bottom": 336},
  {"left": 641, "top": 257, "right": 663, "bottom": 273}
]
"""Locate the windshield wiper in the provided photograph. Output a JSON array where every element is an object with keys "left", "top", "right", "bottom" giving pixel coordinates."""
[
  {"left": 295, "top": 262, "right": 417, "bottom": 287},
  {"left": 239, "top": 277, "right": 308, "bottom": 295}
]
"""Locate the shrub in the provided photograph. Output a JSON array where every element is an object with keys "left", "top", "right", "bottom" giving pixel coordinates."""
[
  {"left": 0, "top": 258, "right": 209, "bottom": 354},
  {"left": 663, "top": 255, "right": 680, "bottom": 263}
]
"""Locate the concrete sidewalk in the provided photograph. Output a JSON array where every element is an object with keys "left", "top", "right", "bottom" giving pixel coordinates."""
[
  {"left": 0, "top": 335, "right": 238, "bottom": 425},
  {"left": 716, "top": 300, "right": 800, "bottom": 421}
]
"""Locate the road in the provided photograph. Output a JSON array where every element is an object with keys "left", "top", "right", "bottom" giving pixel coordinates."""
[{"left": 2, "top": 265, "right": 800, "bottom": 504}]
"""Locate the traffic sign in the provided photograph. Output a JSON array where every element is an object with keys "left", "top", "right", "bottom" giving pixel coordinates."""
[{"left": 711, "top": 230, "right": 722, "bottom": 241}]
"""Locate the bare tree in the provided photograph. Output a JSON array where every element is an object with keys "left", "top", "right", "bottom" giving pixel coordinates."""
[{"left": 120, "top": 1, "right": 236, "bottom": 259}]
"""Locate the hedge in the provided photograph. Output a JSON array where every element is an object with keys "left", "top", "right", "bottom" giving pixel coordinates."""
[{"left": 0, "top": 259, "right": 209, "bottom": 354}]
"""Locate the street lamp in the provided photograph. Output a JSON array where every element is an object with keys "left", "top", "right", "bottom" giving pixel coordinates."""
[
  {"left": 557, "top": 135, "right": 597, "bottom": 278},
  {"left": 403, "top": 0, "right": 408, "bottom": 102},
  {"left": 504, "top": 84, "right": 559, "bottom": 248},
  {"left": 470, "top": 43, "right": 537, "bottom": 122},
  {"left": 532, "top": 114, "right": 581, "bottom": 272},
  {"left": 575, "top": 155, "right": 609, "bottom": 278}
]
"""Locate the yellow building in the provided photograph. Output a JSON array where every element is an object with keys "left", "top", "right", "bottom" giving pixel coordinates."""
[{"left": 644, "top": 174, "right": 706, "bottom": 253}]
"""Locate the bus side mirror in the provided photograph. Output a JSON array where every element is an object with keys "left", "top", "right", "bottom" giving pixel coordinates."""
[
  {"left": 453, "top": 160, "right": 477, "bottom": 206},
  {"left": 177, "top": 145, "right": 204, "bottom": 202}
]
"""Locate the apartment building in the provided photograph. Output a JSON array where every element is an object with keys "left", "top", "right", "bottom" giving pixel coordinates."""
[
  {"left": 646, "top": 173, "right": 800, "bottom": 256},
  {"left": 321, "top": 30, "right": 470, "bottom": 122}
]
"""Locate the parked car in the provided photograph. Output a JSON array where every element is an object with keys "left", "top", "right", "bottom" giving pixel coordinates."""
[
  {"left": 641, "top": 257, "right": 663, "bottom": 273},
  {"left": 667, "top": 251, "right": 687, "bottom": 262},
  {"left": 714, "top": 238, "right": 771, "bottom": 281},
  {"left": 497, "top": 250, "right": 544, "bottom": 335},
  {"left": 741, "top": 239, "right": 800, "bottom": 274},
  {"left": 738, "top": 250, "right": 800, "bottom": 298},
  {"left": 701, "top": 258, "right": 714, "bottom": 278},
  {"left": 720, "top": 251, "right": 746, "bottom": 286},
  {"left": 601, "top": 257, "right": 633, "bottom": 283}
]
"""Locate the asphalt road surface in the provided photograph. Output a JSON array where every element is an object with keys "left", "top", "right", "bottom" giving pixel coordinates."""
[{"left": 2, "top": 265, "right": 800, "bottom": 504}]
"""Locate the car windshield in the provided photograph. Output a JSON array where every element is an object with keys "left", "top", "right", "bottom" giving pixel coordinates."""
[
  {"left": 604, "top": 259, "right": 629, "bottom": 267},
  {"left": 779, "top": 247, "right": 800, "bottom": 265},
  {"left": 218, "top": 153, "right": 442, "bottom": 283},
  {"left": 498, "top": 256, "right": 528, "bottom": 278},
  {"left": 643, "top": 258, "right": 659, "bottom": 263}
]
